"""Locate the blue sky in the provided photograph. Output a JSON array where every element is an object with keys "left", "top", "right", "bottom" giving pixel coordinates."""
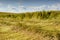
[{"left": 0, "top": 0, "right": 60, "bottom": 13}]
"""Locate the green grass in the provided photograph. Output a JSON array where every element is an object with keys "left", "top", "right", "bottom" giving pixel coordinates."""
[{"left": 0, "top": 11, "right": 60, "bottom": 40}]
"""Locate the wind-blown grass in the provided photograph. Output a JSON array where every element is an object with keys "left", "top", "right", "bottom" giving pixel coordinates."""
[{"left": 0, "top": 11, "right": 60, "bottom": 40}]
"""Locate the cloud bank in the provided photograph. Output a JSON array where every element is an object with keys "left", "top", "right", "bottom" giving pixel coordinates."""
[{"left": 0, "top": 3, "right": 60, "bottom": 13}]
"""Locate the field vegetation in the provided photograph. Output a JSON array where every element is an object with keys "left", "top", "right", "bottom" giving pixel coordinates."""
[{"left": 0, "top": 11, "right": 60, "bottom": 40}]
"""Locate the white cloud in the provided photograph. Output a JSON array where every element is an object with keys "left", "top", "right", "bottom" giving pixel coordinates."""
[
  {"left": 47, "top": 3, "right": 60, "bottom": 10},
  {"left": 28, "top": 3, "right": 60, "bottom": 11},
  {"left": 6, "top": 5, "right": 18, "bottom": 13},
  {"left": 18, "top": 3, "right": 60, "bottom": 12},
  {"left": 0, "top": 3, "right": 60, "bottom": 13},
  {"left": 28, "top": 5, "right": 46, "bottom": 11}
]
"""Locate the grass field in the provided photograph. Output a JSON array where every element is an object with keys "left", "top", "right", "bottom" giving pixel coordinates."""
[{"left": 0, "top": 11, "right": 60, "bottom": 40}]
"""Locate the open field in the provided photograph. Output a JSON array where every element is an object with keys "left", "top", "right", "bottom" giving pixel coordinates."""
[{"left": 0, "top": 11, "right": 60, "bottom": 40}]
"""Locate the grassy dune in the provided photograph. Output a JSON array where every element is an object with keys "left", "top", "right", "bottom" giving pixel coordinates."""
[{"left": 0, "top": 11, "right": 60, "bottom": 40}]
